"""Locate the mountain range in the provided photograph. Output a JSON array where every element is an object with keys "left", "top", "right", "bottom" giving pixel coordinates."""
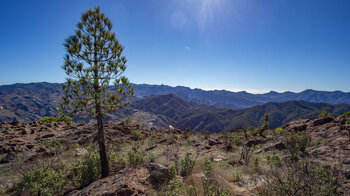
[
  {"left": 1, "top": 82, "right": 350, "bottom": 131},
  {"left": 133, "top": 83, "right": 350, "bottom": 109}
]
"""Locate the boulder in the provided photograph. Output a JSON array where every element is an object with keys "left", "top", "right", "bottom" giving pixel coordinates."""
[{"left": 146, "top": 163, "right": 170, "bottom": 187}]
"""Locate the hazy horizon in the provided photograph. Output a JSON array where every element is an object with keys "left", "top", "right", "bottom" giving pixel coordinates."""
[
  {"left": 1, "top": 81, "right": 349, "bottom": 95},
  {"left": 1, "top": 0, "right": 349, "bottom": 93}
]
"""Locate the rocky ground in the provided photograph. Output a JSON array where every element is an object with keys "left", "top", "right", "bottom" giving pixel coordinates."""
[{"left": 0, "top": 115, "right": 350, "bottom": 195}]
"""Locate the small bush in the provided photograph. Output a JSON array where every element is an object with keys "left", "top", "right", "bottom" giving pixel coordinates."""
[
  {"left": 68, "top": 149, "right": 100, "bottom": 188},
  {"left": 202, "top": 177, "right": 231, "bottom": 196},
  {"left": 312, "top": 139, "right": 324, "bottom": 146},
  {"left": 150, "top": 133, "right": 158, "bottom": 144},
  {"left": 187, "top": 185, "right": 198, "bottom": 196},
  {"left": 318, "top": 107, "right": 332, "bottom": 119},
  {"left": 224, "top": 132, "right": 242, "bottom": 151},
  {"left": 39, "top": 114, "right": 73, "bottom": 124},
  {"left": 283, "top": 131, "right": 311, "bottom": 160},
  {"left": 41, "top": 139, "right": 61, "bottom": 149},
  {"left": 274, "top": 128, "right": 284, "bottom": 136},
  {"left": 204, "top": 158, "right": 213, "bottom": 175},
  {"left": 124, "top": 118, "right": 132, "bottom": 125},
  {"left": 128, "top": 143, "right": 145, "bottom": 167},
  {"left": 169, "top": 165, "right": 177, "bottom": 179},
  {"left": 39, "top": 116, "right": 57, "bottom": 123},
  {"left": 149, "top": 153, "right": 156, "bottom": 163},
  {"left": 268, "top": 155, "right": 282, "bottom": 166},
  {"left": 164, "top": 179, "right": 185, "bottom": 196},
  {"left": 131, "top": 130, "right": 145, "bottom": 141},
  {"left": 180, "top": 153, "right": 195, "bottom": 176},
  {"left": 253, "top": 156, "right": 260, "bottom": 167},
  {"left": 16, "top": 167, "right": 66, "bottom": 195},
  {"left": 343, "top": 111, "right": 350, "bottom": 116},
  {"left": 233, "top": 171, "right": 243, "bottom": 182},
  {"left": 259, "top": 160, "right": 341, "bottom": 196},
  {"left": 116, "top": 156, "right": 127, "bottom": 167}
]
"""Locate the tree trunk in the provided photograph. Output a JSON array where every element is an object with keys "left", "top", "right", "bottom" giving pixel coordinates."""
[
  {"left": 96, "top": 109, "right": 109, "bottom": 178},
  {"left": 93, "top": 29, "right": 109, "bottom": 178}
]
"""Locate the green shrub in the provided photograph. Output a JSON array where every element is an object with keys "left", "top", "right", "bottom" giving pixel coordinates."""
[
  {"left": 128, "top": 144, "right": 145, "bottom": 167},
  {"left": 209, "top": 185, "right": 231, "bottom": 196},
  {"left": 136, "top": 123, "right": 141, "bottom": 129},
  {"left": 56, "top": 114, "right": 74, "bottom": 123},
  {"left": 204, "top": 158, "right": 213, "bottom": 175},
  {"left": 39, "top": 116, "right": 57, "bottom": 123},
  {"left": 150, "top": 133, "right": 158, "bottom": 144},
  {"left": 202, "top": 177, "right": 231, "bottom": 196},
  {"left": 312, "top": 139, "right": 324, "bottom": 146},
  {"left": 180, "top": 153, "right": 195, "bottom": 176},
  {"left": 225, "top": 132, "right": 242, "bottom": 151},
  {"left": 253, "top": 156, "right": 260, "bottom": 167},
  {"left": 262, "top": 113, "right": 269, "bottom": 130},
  {"left": 41, "top": 139, "right": 61, "bottom": 149},
  {"left": 149, "top": 153, "right": 156, "bottom": 163},
  {"left": 269, "top": 155, "right": 282, "bottom": 166},
  {"left": 233, "top": 171, "right": 242, "bottom": 182},
  {"left": 283, "top": 131, "right": 311, "bottom": 160},
  {"left": 39, "top": 114, "right": 73, "bottom": 124},
  {"left": 16, "top": 167, "right": 66, "bottom": 196},
  {"left": 131, "top": 130, "right": 145, "bottom": 141},
  {"left": 274, "top": 128, "right": 284, "bottom": 136},
  {"left": 187, "top": 185, "right": 198, "bottom": 196},
  {"left": 124, "top": 118, "right": 132, "bottom": 125},
  {"left": 69, "top": 149, "right": 100, "bottom": 188},
  {"left": 343, "top": 111, "right": 350, "bottom": 116},
  {"left": 164, "top": 179, "right": 185, "bottom": 196},
  {"left": 169, "top": 165, "right": 177, "bottom": 179},
  {"left": 116, "top": 156, "right": 127, "bottom": 167},
  {"left": 318, "top": 107, "right": 332, "bottom": 119}
]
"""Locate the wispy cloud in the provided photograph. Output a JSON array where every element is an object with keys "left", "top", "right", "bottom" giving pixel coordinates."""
[{"left": 184, "top": 46, "right": 191, "bottom": 50}]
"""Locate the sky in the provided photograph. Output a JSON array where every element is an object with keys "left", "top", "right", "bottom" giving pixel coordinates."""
[{"left": 0, "top": 0, "right": 349, "bottom": 93}]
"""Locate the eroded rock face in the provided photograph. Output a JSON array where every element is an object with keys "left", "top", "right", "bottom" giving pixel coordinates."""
[{"left": 67, "top": 168, "right": 150, "bottom": 196}]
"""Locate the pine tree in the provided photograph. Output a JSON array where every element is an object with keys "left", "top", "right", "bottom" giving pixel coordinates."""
[{"left": 61, "top": 6, "right": 134, "bottom": 178}]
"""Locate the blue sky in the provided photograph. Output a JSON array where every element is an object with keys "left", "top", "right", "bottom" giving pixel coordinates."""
[{"left": 0, "top": 0, "right": 349, "bottom": 93}]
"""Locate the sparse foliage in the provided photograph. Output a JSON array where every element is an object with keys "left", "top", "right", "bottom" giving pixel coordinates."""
[{"left": 181, "top": 153, "right": 195, "bottom": 176}]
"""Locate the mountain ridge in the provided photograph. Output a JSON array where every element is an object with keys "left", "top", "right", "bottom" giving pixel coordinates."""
[
  {"left": 132, "top": 83, "right": 350, "bottom": 109},
  {"left": 1, "top": 82, "right": 350, "bottom": 132}
]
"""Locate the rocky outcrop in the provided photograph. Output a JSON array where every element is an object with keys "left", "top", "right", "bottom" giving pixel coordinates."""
[
  {"left": 283, "top": 115, "right": 350, "bottom": 191},
  {"left": 67, "top": 168, "right": 151, "bottom": 196},
  {"left": 0, "top": 121, "right": 136, "bottom": 164}
]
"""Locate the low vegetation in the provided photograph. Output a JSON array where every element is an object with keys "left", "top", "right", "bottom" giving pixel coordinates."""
[
  {"left": 39, "top": 114, "right": 73, "bottom": 124},
  {"left": 1, "top": 113, "right": 349, "bottom": 195}
]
